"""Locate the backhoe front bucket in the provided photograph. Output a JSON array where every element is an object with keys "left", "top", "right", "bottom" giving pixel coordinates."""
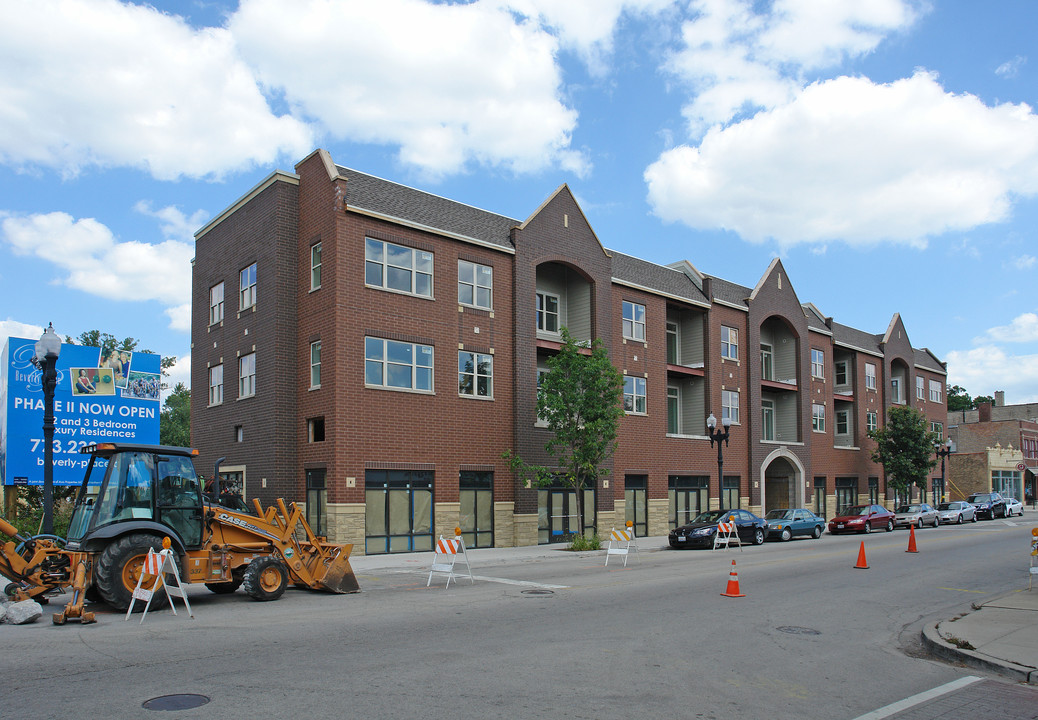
[{"left": 314, "top": 545, "right": 360, "bottom": 594}]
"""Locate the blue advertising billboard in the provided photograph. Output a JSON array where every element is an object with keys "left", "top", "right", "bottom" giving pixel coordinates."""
[{"left": 1, "top": 337, "right": 161, "bottom": 486}]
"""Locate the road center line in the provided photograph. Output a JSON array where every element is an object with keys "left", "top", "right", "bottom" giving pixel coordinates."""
[
  {"left": 470, "top": 575, "right": 569, "bottom": 589},
  {"left": 850, "top": 676, "right": 983, "bottom": 720}
]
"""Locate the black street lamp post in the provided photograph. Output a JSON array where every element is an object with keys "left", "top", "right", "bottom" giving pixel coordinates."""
[
  {"left": 934, "top": 438, "right": 952, "bottom": 506},
  {"left": 32, "top": 323, "right": 62, "bottom": 536},
  {"left": 707, "top": 412, "right": 732, "bottom": 510}
]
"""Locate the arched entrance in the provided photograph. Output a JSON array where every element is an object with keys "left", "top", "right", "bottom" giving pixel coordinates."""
[{"left": 761, "top": 449, "right": 805, "bottom": 511}]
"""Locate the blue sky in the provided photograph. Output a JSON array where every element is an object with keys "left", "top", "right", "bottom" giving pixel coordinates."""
[{"left": 1, "top": 0, "right": 1036, "bottom": 402}]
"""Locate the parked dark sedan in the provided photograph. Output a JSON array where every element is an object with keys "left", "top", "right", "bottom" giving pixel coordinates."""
[
  {"left": 827, "top": 504, "right": 895, "bottom": 534},
  {"left": 764, "top": 508, "right": 826, "bottom": 541},
  {"left": 967, "top": 492, "right": 1007, "bottom": 520},
  {"left": 669, "top": 509, "right": 767, "bottom": 549}
]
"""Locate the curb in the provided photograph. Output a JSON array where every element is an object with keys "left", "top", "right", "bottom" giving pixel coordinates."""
[{"left": 921, "top": 620, "right": 1037, "bottom": 685}]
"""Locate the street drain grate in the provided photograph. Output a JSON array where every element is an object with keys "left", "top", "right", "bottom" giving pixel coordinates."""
[
  {"left": 142, "top": 694, "right": 211, "bottom": 711},
  {"left": 521, "top": 589, "right": 555, "bottom": 596},
  {"left": 776, "top": 626, "right": 821, "bottom": 636}
]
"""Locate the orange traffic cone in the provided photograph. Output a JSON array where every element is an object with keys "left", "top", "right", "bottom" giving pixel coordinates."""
[
  {"left": 721, "top": 559, "right": 746, "bottom": 597},
  {"left": 906, "top": 524, "right": 919, "bottom": 553},
  {"left": 854, "top": 541, "right": 869, "bottom": 569}
]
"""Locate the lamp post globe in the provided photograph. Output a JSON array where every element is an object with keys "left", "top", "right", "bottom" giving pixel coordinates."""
[{"left": 33, "top": 323, "right": 61, "bottom": 536}]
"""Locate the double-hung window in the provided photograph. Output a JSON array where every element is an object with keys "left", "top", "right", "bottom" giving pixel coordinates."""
[
  {"left": 458, "top": 260, "right": 492, "bottom": 309},
  {"left": 208, "top": 364, "right": 223, "bottom": 406},
  {"left": 865, "top": 363, "right": 877, "bottom": 390},
  {"left": 622, "top": 301, "right": 646, "bottom": 342},
  {"left": 365, "top": 238, "right": 433, "bottom": 297},
  {"left": 624, "top": 376, "right": 646, "bottom": 414},
  {"left": 721, "top": 326, "right": 738, "bottom": 360},
  {"left": 239, "top": 353, "right": 256, "bottom": 398},
  {"left": 311, "top": 242, "right": 322, "bottom": 290},
  {"left": 459, "top": 351, "right": 493, "bottom": 397},
  {"left": 667, "top": 386, "right": 680, "bottom": 433},
  {"left": 722, "top": 389, "right": 739, "bottom": 423},
  {"left": 811, "top": 349, "right": 824, "bottom": 379},
  {"left": 916, "top": 376, "right": 924, "bottom": 400},
  {"left": 209, "top": 282, "right": 224, "bottom": 325},
  {"left": 866, "top": 411, "right": 878, "bottom": 432},
  {"left": 836, "top": 409, "right": 849, "bottom": 435},
  {"left": 310, "top": 341, "right": 321, "bottom": 389},
  {"left": 834, "top": 360, "right": 848, "bottom": 386},
  {"left": 536, "top": 292, "right": 559, "bottom": 333},
  {"left": 240, "top": 263, "right": 257, "bottom": 310},
  {"left": 812, "top": 403, "right": 825, "bottom": 432},
  {"left": 365, "top": 337, "right": 433, "bottom": 392},
  {"left": 931, "top": 421, "right": 943, "bottom": 440},
  {"left": 929, "top": 380, "right": 943, "bottom": 403}
]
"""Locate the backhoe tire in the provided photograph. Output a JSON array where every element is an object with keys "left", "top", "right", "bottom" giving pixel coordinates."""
[
  {"left": 205, "top": 575, "right": 244, "bottom": 594},
  {"left": 95, "top": 533, "right": 167, "bottom": 612},
  {"left": 243, "top": 557, "right": 288, "bottom": 602}
]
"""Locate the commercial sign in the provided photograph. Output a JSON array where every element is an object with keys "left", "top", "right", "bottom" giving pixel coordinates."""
[{"left": 1, "top": 337, "right": 161, "bottom": 486}]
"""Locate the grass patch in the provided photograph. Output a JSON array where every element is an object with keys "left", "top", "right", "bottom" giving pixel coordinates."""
[
  {"left": 945, "top": 636, "right": 976, "bottom": 651},
  {"left": 568, "top": 534, "right": 602, "bottom": 551}
]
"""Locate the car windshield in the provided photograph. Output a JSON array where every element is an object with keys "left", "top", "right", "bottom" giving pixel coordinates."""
[
  {"left": 765, "top": 509, "right": 793, "bottom": 520},
  {"left": 968, "top": 494, "right": 991, "bottom": 502},
  {"left": 896, "top": 505, "right": 921, "bottom": 513},
  {"left": 844, "top": 505, "right": 869, "bottom": 516},
  {"left": 691, "top": 510, "right": 728, "bottom": 523},
  {"left": 937, "top": 503, "right": 956, "bottom": 510}
]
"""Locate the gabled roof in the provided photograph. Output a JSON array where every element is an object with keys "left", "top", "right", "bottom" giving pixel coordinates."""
[
  {"left": 914, "top": 348, "right": 947, "bottom": 375},
  {"left": 802, "top": 303, "right": 831, "bottom": 334},
  {"left": 706, "top": 276, "right": 752, "bottom": 309},
  {"left": 831, "top": 321, "right": 883, "bottom": 356},
  {"left": 336, "top": 164, "right": 519, "bottom": 251},
  {"left": 610, "top": 251, "right": 710, "bottom": 306}
]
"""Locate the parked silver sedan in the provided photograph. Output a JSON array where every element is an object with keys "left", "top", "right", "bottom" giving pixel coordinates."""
[
  {"left": 1004, "top": 497, "right": 1024, "bottom": 516},
  {"left": 893, "top": 503, "right": 940, "bottom": 529},
  {"left": 936, "top": 500, "right": 977, "bottom": 524}
]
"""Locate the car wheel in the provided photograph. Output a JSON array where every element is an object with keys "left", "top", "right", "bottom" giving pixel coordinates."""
[
  {"left": 933, "top": 516, "right": 940, "bottom": 528},
  {"left": 886, "top": 520, "right": 894, "bottom": 532},
  {"left": 780, "top": 527, "right": 792, "bottom": 542},
  {"left": 754, "top": 528, "right": 765, "bottom": 545},
  {"left": 971, "top": 513, "right": 977, "bottom": 522},
  {"left": 956, "top": 514, "right": 963, "bottom": 524},
  {"left": 863, "top": 522, "right": 872, "bottom": 534},
  {"left": 812, "top": 526, "right": 822, "bottom": 539},
  {"left": 916, "top": 518, "right": 923, "bottom": 529}
]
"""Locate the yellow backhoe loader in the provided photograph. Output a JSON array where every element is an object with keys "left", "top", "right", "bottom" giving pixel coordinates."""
[{"left": 1, "top": 443, "right": 358, "bottom": 624}]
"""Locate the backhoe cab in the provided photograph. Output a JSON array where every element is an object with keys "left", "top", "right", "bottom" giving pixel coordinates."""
[{"left": 1, "top": 443, "right": 358, "bottom": 624}]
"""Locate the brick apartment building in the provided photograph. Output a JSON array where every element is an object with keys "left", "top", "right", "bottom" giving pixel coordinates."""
[{"left": 190, "top": 149, "right": 949, "bottom": 554}]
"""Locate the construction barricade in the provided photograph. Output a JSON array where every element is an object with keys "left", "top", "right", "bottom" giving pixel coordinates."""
[
  {"left": 713, "top": 521, "right": 742, "bottom": 550},
  {"left": 604, "top": 526, "right": 639, "bottom": 567},
  {"left": 126, "top": 543, "right": 194, "bottom": 623},
  {"left": 427, "top": 535, "right": 474, "bottom": 589}
]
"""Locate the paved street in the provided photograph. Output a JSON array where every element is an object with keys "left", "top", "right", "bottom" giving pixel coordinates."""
[{"left": 2, "top": 517, "right": 1036, "bottom": 719}]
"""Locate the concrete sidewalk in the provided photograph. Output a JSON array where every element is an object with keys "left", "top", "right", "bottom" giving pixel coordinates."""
[{"left": 922, "top": 584, "right": 1038, "bottom": 685}]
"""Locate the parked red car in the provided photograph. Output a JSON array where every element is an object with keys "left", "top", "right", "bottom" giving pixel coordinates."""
[{"left": 827, "top": 504, "right": 895, "bottom": 534}]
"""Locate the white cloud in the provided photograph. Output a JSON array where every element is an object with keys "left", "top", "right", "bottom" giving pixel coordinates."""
[
  {"left": 980, "top": 313, "right": 1038, "bottom": 344},
  {"left": 645, "top": 72, "right": 1038, "bottom": 246},
  {"left": 163, "top": 352, "right": 192, "bottom": 396},
  {"left": 0, "top": 0, "right": 312, "bottom": 180},
  {"left": 1, "top": 211, "right": 192, "bottom": 322},
  {"left": 1011, "top": 254, "right": 1036, "bottom": 270},
  {"left": 0, "top": 319, "right": 45, "bottom": 349},
  {"left": 229, "top": 0, "right": 588, "bottom": 178},
  {"left": 995, "top": 55, "right": 1026, "bottom": 78},
  {"left": 945, "top": 345, "right": 1038, "bottom": 404}
]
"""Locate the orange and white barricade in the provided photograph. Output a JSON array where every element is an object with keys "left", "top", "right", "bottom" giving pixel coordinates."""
[
  {"left": 604, "top": 527, "right": 638, "bottom": 567},
  {"left": 713, "top": 521, "right": 742, "bottom": 551},
  {"left": 126, "top": 545, "right": 194, "bottom": 623},
  {"left": 427, "top": 535, "right": 474, "bottom": 589}
]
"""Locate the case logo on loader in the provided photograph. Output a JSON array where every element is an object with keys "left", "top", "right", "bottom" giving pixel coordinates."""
[{"left": 217, "top": 513, "right": 276, "bottom": 541}]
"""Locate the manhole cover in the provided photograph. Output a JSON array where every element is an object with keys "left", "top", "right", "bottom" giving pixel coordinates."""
[
  {"left": 142, "top": 694, "right": 211, "bottom": 711},
  {"left": 776, "top": 626, "right": 821, "bottom": 636},
  {"left": 521, "top": 589, "right": 555, "bottom": 596}
]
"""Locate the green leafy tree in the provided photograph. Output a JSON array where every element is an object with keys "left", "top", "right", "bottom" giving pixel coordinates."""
[
  {"left": 160, "top": 382, "right": 191, "bottom": 447},
  {"left": 504, "top": 328, "right": 625, "bottom": 537},
  {"left": 947, "top": 385, "right": 973, "bottom": 412},
  {"left": 868, "top": 406, "right": 939, "bottom": 504},
  {"left": 65, "top": 329, "right": 177, "bottom": 377}
]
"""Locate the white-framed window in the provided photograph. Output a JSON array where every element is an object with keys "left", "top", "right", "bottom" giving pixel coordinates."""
[
  {"left": 916, "top": 376, "right": 924, "bottom": 399},
  {"left": 234, "top": 425, "right": 243, "bottom": 442},
  {"left": 721, "top": 326, "right": 738, "bottom": 360},
  {"left": 812, "top": 403, "right": 826, "bottom": 432},
  {"left": 866, "top": 411, "right": 878, "bottom": 432},
  {"left": 666, "top": 322, "right": 679, "bottom": 364},
  {"left": 761, "top": 344, "right": 774, "bottom": 381},
  {"left": 459, "top": 351, "right": 493, "bottom": 397},
  {"left": 310, "top": 341, "right": 321, "bottom": 389},
  {"left": 624, "top": 376, "right": 646, "bottom": 414},
  {"left": 365, "top": 337, "right": 433, "bottom": 392},
  {"left": 836, "top": 409, "right": 850, "bottom": 435},
  {"left": 667, "top": 386, "right": 680, "bottom": 434},
  {"left": 307, "top": 417, "right": 325, "bottom": 443},
  {"left": 891, "top": 377, "right": 903, "bottom": 404},
  {"left": 458, "top": 260, "right": 492, "bottom": 309},
  {"left": 238, "top": 353, "right": 256, "bottom": 398},
  {"left": 209, "top": 282, "right": 224, "bottom": 325},
  {"left": 931, "top": 421, "right": 943, "bottom": 440},
  {"left": 365, "top": 238, "right": 433, "bottom": 297},
  {"left": 811, "top": 348, "right": 824, "bottom": 379},
  {"left": 208, "top": 364, "right": 223, "bottom": 406},
  {"left": 311, "top": 242, "right": 322, "bottom": 291},
  {"left": 536, "top": 292, "right": 559, "bottom": 333},
  {"left": 722, "top": 389, "right": 739, "bottom": 423},
  {"left": 865, "top": 363, "right": 877, "bottom": 390},
  {"left": 835, "top": 360, "right": 848, "bottom": 386},
  {"left": 761, "top": 399, "right": 775, "bottom": 441},
  {"left": 622, "top": 301, "right": 646, "bottom": 342},
  {"left": 239, "top": 263, "right": 257, "bottom": 310},
  {"left": 929, "top": 379, "right": 943, "bottom": 403}
]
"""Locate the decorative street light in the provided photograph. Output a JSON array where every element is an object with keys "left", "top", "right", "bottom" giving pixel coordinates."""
[
  {"left": 32, "top": 323, "right": 61, "bottom": 536},
  {"left": 707, "top": 412, "right": 732, "bottom": 510},
  {"left": 934, "top": 438, "right": 953, "bottom": 505}
]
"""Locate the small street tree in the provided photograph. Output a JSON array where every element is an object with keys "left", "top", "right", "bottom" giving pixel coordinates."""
[
  {"left": 868, "top": 406, "right": 939, "bottom": 504},
  {"left": 504, "top": 328, "right": 625, "bottom": 539},
  {"left": 161, "top": 382, "right": 191, "bottom": 447}
]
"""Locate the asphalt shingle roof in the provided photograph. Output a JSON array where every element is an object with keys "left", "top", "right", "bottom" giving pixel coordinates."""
[{"left": 609, "top": 251, "right": 710, "bottom": 305}]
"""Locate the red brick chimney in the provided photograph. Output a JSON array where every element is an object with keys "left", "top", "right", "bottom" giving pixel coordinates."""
[{"left": 978, "top": 401, "right": 992, "bottom": 422}]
